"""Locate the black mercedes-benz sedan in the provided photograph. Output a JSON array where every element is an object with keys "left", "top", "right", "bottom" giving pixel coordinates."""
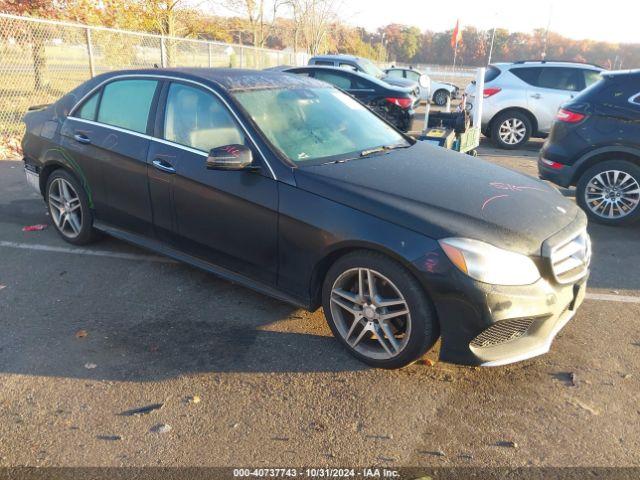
[{"left": 22, "top": 68, "right": 591, "bottom": 369}]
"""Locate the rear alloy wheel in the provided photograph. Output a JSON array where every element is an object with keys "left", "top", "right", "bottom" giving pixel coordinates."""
[
  {"left": 491, "top": 111, "right": 532, "bottom": 149},
  {"left": 577, "top": 160, "right": 640, "bottom": 226},
  {"left": 322, "top": 251, "right": 438, "bottom": 369},
  {"left": 433, "top": 89, "right": 450, "bottom": 106},
  {"left": 46, "top": 169, "right": 99, "bottom": 245}
]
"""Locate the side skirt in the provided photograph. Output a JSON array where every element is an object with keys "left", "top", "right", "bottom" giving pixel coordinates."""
[{"left": 94, "top": 221, "right": 312, "bottom": 310}]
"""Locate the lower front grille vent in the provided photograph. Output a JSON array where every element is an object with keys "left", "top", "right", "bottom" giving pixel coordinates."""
[{"left": 470, "top": 318, "right": 535, "bottom": 348}]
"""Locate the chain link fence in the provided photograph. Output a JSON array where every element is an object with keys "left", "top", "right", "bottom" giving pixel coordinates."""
[{"left": 0, "top": 13, "right": 308, "bottom": 153}]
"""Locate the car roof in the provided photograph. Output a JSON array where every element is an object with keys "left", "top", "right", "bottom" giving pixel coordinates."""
[
  {"left": 286, "top": 65, "right": 414, "bottom": 92},
  {"left": 89, "top": 67, "right": 328, "bottom": 92},
  {"left": 496, "top": 60, "right": 604, "bottom": 70},
  {"left": 310, "top": 54, "right": 361, "bottom": 62},
  {"left": 287, "top": 65, "right": 386, "bottom": 84},
  {"left": 603, "top": 69, "right": 640, "bottom": 78}
]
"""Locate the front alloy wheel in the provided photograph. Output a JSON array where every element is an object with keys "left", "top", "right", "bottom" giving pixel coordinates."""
[
  {"left": 577, "top": 160, "right": 640, "bottom": 226},
  {"left": 330, "top": 268, "right": 411, "bottom": 360},
  {"left": 322, "top": 251, "right": 439, "bottom": 369}
]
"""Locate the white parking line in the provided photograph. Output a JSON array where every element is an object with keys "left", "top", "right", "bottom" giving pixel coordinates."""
[
  {"left": 2, "top": 240, "right": 640, "bottom": 304},
  {"left": 584, "top": 293, "right": 640, "bottom": 304},
  {"left": 0, "top": 240, "right": 175, "bottom": 263}
]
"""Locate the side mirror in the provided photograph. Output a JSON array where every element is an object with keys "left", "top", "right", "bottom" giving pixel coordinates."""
[{"left": 206, "top": 144, "right": 255, "bottom": 171}]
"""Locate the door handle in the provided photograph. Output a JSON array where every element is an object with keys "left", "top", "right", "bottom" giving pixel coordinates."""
[
  {"left": 530, "top": 93, "right": 541, "bottom": 99},
  {"left": 73, "top": 133, "right": 91, "bottom": 144},
  {"left": 152, "top": 158, "right": 176, "bottom": 174}
]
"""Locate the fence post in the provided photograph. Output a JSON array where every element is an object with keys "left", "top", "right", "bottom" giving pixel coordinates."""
[
  {"left": 85, "top": 27, "right": 95, "bottom": 77},
  {"left": 208, "top": 43, "right": 212, "bottom": 68},
  {"left": 239, "top": 46, "right": 244, "bottom": 68},
  {"left": 160, "top": 35, "right": 166, "bottom": 67}
]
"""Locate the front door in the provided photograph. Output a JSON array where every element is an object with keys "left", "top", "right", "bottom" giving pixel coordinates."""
[{"left": 147, "top": 81, "right": 278, "bottom": 285}]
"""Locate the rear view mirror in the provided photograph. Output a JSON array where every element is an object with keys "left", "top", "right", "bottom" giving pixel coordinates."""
[{"left": 206, "top": 144, "right": 255, "bottom": 171}]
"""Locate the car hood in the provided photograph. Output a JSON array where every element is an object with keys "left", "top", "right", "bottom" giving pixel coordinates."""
[{"left": 294, "top": 142, "right": 583, "bottom": 256}]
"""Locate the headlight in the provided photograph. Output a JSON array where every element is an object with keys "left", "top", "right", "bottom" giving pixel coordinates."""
[{"left": 439, "top": 237, "right": 540, "bottom": 286}]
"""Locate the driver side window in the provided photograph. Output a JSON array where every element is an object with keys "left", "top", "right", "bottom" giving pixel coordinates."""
[{"left": 163, "top": 82, "right": 244, "bottom": 152}]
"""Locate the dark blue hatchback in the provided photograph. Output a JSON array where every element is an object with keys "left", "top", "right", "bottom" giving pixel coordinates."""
[{"left": 539, "top": 69, "right": 640, "bottom": 226}]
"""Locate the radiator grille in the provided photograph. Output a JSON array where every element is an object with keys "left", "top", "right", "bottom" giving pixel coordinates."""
[
  {"left": 470, "top": 318, "right": 535, "bottom": 348},
  {"left": 549, "top": 230, "right": 591, "bottom": 284}
]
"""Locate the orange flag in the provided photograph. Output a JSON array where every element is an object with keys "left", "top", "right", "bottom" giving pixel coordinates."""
[{"left": 451, "top": 19, "right": 462, "bottom": 49}]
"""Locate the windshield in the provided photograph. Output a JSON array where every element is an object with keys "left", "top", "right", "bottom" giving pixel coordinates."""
[
  {"left": 233, "top": 87, "right": 408, "bottom": 164},
  {"left": 359, "top": 58, "right": 385, "bottom": 79}
]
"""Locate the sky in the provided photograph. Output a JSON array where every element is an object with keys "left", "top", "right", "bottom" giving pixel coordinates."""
[{"left": 340, "top": 0, "right": 640, "bottom": 44}]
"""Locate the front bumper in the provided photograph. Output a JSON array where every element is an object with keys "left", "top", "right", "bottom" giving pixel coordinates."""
[
  {"left": 413, "top": 216, "right": 590, "bottom": 366},
  {"left": 428, "top": 270, "right": 588, "bottom": 366}
]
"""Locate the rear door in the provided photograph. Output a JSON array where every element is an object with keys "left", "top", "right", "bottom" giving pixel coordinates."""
[
  {"left": 62, "top": 78, "right": 160, "bottom": 236},
  {"left": 147, "top": 80, "right": 278, "bottom": 284},
  {"left": 521, "top": 67, "right": 585, "bottom": 132}
]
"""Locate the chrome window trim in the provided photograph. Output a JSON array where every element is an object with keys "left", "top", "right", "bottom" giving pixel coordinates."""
[
  {"left": 67, "top": 73, "right": 277, "bottom": 180},
  {"left": 68, "top": 117, "right": 209, "bottom": 157},
  {"left": 628, "top": 92, "right": 640, "bottom": 106}
]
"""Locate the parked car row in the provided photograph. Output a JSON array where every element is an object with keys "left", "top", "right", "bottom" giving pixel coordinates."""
[{"left": 278, "top": 65, "right": 418, "bottom": 132}]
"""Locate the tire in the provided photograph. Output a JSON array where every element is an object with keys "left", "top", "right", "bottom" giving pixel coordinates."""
[
  {"left": 46, "top": 169, "right": 100, "bottom": 245},
  {"left": 576, "top": 160, "right": 640, "bottom": 226},
  {"left": 490, "top": 110, "right": 532, "bottom": 149},
  {"left": 322, "top": 250, "right": 439, "bottom": 369},
  {"left": 433, "top": 89, "right": 450, "bottom": 107}
]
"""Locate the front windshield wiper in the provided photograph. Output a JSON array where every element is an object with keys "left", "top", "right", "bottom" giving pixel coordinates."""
[
  {"left": 321, "top": 143, "right": 411, "bottom": 165},
  {"left": 360, "top": 143, "right": 410, "bottom": 157}
]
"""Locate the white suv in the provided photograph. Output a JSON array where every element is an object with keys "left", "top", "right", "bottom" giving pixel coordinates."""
[{"left": 465, "top": 61, "right": 603, "bottom": 149}]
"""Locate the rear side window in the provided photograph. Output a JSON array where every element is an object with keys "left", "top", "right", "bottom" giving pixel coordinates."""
[
  {"left": 339, "top": 63, "right": 357, "bottom": 71},
  {"left": 76, "top": 91, "right": 100, "bottom": 121},
  {"left": 97, "top": 79, "right": 158, "bottom": 133},
  {"left": 405, "top": 70, "right": 421, "bottom": 82},
  {"left": 353, "top": 77, "right": 374, "bottom": 89},
  {"left": 386, "top": 69, "right": 404, "bottom": 79},
  {"left": 163, "top": 82, "right": 244, "bottom": 152},
  {"left": 484, "top": 65, "right": 501, "bottom": 83},
  {"left": 314, "top": 60, "right": 334, "bottom": 66},
  {"left": 314, "top": 71, "right": 352, "bottom": 90},
  {"left": 584, "top": 70, "right": 602, "bottom": 88},
  {"left": 511, "top": 67, "right": 542, "bottom": 86},
  {"left": 512, "top": 67, "right": 585, "bottom": 91},
  {"left": 538, "top": 68, "right": 584, "bottom": 91}
]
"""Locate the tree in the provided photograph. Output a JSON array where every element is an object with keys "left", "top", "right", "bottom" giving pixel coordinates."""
[
  {"left": 221, "top": 0, "right": 282, "bottom": 48},
  {"left": 0, "top": 0, "right": 67, "bottom": 90},
  {"left": 282, "top": 0, "right": 339, "bottom": 55}
]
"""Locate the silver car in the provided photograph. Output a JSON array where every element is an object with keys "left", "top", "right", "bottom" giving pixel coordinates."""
[{"left": 465, "top": 61, "right": 603, "bottom": 149}]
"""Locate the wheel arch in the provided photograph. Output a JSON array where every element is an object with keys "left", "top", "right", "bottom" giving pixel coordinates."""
[
  {"left": 432, "top": 88, "right": 450, "bottom": 101},
  {"left": 307, "top": 241, "right": 436, "bottom": 312},
  {"left": 570, "top": 147, "right": 640, "bottom": 186},
  {"left": 39, "top": 161, "right": 69, "bottom": 196},
  {"left": 489, "top": 107, "right": 539, "bottom": 136},
  {"left": 39, "top": 154, "right": 94, "bottom": 208}
]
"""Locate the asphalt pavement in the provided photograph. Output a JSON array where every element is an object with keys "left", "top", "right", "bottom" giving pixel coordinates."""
[{"left": 1, "top": 145, "right": 639, "bottom": 470}]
